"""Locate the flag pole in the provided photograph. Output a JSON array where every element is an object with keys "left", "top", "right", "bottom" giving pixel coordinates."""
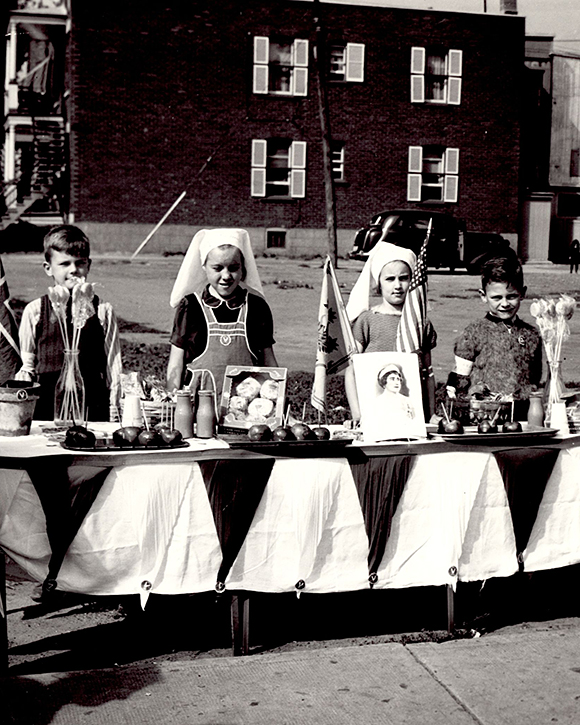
[{"left": 131, "top": 191, "right": 186, "bottom": 259}]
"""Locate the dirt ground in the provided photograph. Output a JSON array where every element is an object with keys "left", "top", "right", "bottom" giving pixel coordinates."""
[{"left": 3, "top": 252, "right": 580, "bottom": 674}]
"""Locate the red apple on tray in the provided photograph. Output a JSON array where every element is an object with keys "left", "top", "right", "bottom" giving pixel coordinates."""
[
  {"left": 291, "top": 423, "right": 316, "bottom": 440},
  {"left": 137, "top": 429, "right": 161, "bottom": 447},
  {"left": 65, "top": 425, "right": 96, "bottom": 448},
  {"left": 312, "top": 426, "right": 331, "bottom": 440},
  {"left": 112, "top": 426, "right": 142, "bottom": 447},
  {"left": 477, "top": 420, "right": 498, "bottom": 434},
  {"left": 502, "top": 420, "right": 522, "bottom": 433},
  {"left": 437, "top": 418, "right": 464, "bottom": 435},
  {"left": 159, "top": 428, "right": 183, "bottom": 446},
  {"left": 272, "top": 425, "right": 296, "bottom": 441},
  {"left": 248, "top": 424, "right": 273, "bottom": 441}
]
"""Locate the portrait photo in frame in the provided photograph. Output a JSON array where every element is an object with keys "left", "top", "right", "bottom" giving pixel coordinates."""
[{"left": 352, "top": 352, "right": 427, "bottom": 442}]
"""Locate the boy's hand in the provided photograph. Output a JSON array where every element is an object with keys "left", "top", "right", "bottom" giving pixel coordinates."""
[{"left": 446, "top": 386, "right": 457, "bottom": 399}]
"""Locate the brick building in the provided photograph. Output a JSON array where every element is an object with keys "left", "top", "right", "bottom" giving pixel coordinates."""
[{"left": 3, "top": 0, "right": 525, "bottom": 257}]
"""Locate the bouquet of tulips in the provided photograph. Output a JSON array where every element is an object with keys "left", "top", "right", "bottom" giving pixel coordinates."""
[
  {"left": 48, "top": 280, "right": 95, "bottom": 424},
  {"left": 529, "top": 294, "right": 576, "bottom": 408}
]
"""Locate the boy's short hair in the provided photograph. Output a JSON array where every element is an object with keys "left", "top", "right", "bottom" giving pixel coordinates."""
[
  {"left": 43, "top": 225, "right": 90, "bottom": 262},
  {"left": 481, "top": 256, "right": 525, "bottom": 293}
]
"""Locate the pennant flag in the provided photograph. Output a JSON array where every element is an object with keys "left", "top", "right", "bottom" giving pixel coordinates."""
[
  {"left": 311, "top": 257, "right": 357, "bottom": 413},
  {"left": 0, "top": 255, "right": 21, "bottom": 383},
  {"left": 396, "top": 219, "right": 432, "bottom": 354}
]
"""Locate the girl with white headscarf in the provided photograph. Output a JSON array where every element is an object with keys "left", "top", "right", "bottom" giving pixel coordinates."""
[
  {"left": 167, "top": 229, "right": 277, "bottom": 394},
  {"left": 344, "top": 242, "right": 437, "bottom": 422}
]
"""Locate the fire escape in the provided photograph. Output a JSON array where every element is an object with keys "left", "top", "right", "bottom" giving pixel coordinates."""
[{"left": 2, "top": 5, "right": 69, "bottom": 230}]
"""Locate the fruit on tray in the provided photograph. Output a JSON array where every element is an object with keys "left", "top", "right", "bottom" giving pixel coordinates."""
[
  {"left": 502, "top": 420, "right": 523, "bottom": 433},
  {"left": 312, "top": 426, "right": 331, "bottom": 440},
  {"left": 477, "top": 420, "right": 498, "bottom": 434},
  {"left": 272, "top": 425, "right": 296, "bottom": 441},
  {"left": 437, "top": 418, "right": 464, "bottom": 434},
  {"left": 159, "top": 428, "right": 183, "bottom": 446},
  {"left": 65, "top": 425, "right": 96, "bottom": 448},
  {"left": 248, "top": 424, "right": 273, "bottom": 441},
  {"left": 112, "top": 426, "right": 142, "bottom": 446},
  {"left": 290, "top": 423, "right": 316, "bottom": 440},
  {"left": 137, "top": 429, "right": 161, "bottom": 447}
]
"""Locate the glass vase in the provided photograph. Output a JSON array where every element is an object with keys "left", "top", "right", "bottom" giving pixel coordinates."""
[
  {"left": 545, "top": 360, "right": 565, "bottom": 426},
  {"left": 54, "top": 349, "right": 85, "bottom": 426}
]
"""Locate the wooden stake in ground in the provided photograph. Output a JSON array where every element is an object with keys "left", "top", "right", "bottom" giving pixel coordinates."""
[{"left": 131, "top": 191, "right": 186, "bottom": 258}]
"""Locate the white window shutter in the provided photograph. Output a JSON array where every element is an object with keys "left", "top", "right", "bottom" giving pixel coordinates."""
[
  {"left": 410, "top": 46, "right": 425, "bottom": 75},
  {"left": 410, "top": 75, "right": 425, "bottom": 103},
  {"left": 448, "top": 76, "right": 462, "bottom": 105},
  {"left": 251, "top": 139, "right": 267, "bottom": 168},
  {"left": 253, "top": 65, "right": 269, "bottom": 94},
  {"left": 345, "top": 43, "right": 365, "bottom": 82},
  {"left": 293, "top": 67, "right": 308, "bottom": 96},
  {"left": 444, "top": 174, "right": 458, "bottom": 203},
  {"left": 445, "top": 148, "right": 460, "bottom": 174},
  {"left": 293, "top": 39, "right": 309, "bottom": 67},
  {"left": 290, "top": 141, "right": 307, "bottom": 169},
  {"left": 448, "top": 49, "right": 463, "bottom": 76},
  {"left": 407, "top": 174, "right": 422, "bottom": 202},
  {"left": 254, "top": 36, "right": 269, "bottom": 64},
  {"left": 291, "top": 169, "right": 306, "bottom": 198},
  {"left": 408, "top": 146, "right": 423, "bottom": 173},
  {"left": 251, "top": 168, "right": 266, "bottom": 197},
  {"left": 253, "top": 37, "right": 269, "bottom": 94}
]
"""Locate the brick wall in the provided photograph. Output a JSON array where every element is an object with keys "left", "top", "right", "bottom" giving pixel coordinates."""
[{"left": 69, "top": 0, "right": 525, "bottom": 254}]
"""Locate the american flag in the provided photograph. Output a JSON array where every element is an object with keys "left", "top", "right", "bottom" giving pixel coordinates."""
[
  {"left": 396, "top": 219, "right": 432, "bottom": 354},
  {"left": 0, "top": 256, "right": 20, "bottom": 383}
]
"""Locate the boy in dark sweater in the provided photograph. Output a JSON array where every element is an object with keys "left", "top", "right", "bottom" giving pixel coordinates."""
[{"left": 446, "top": 256, "right": 542, "bottom": 419}]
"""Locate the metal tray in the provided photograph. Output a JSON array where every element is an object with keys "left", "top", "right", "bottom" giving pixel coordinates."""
[
  {"left": 60, "top": 440, "right": 189, "bottom": 452},
  {"left": 222, "top": 435, "right": 351, "bottom": 456},
  {"left": 429, "top": 424, "right": 558, "bottom": 443}
]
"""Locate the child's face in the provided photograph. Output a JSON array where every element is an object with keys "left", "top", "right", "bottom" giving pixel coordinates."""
[
  {"left": 204, "top": 246, "right": 243, "bottom": 299},
  {"left": 480, "top": 281, "right": 525, "bottom": 321},
  {"left": 378, "top": 261, "right": 411, "bottom": 309},
  {"left": 43, "top": 250, "right": 91, "bottom": 290}
]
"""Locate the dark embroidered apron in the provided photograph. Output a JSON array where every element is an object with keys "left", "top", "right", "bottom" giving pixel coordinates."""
[{"left": 186, "top": 293, "right": 254, "bottom": 399}]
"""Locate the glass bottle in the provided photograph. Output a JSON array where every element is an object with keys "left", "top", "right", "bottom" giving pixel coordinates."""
[
  {"left": 54, "top": 349, "right": 85, "bottom": 426},
  {"left": 527, "top": 391, "right": 545, "bottom": 427},
  {"left": 174, "top": 390, "right": 194, "bottom": 438},
  {"left": 196, "top": 390, "right": 216, "bottom": 438}
]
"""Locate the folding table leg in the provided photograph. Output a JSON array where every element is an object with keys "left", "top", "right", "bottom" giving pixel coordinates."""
[
  {"left": 0, "top": 552, "right": 7, "bottom": 672},
  {"left": 446, "top": 584, "right": 455, "bottom": 633},
  {"left": 231, "top": 593, "right": 250, "bottom": 656}
]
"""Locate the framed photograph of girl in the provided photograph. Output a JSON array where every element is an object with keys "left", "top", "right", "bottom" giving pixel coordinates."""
[{"left": 352, "top": 351, "right": 427, "bottom": 442}]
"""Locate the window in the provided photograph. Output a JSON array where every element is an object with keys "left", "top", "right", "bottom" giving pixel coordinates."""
[
  {"left": 253, "top": 36, "right": 308, "bottom": 96},
  {"left": 329, "top": 43, "right": 365, "bottom": 82},
  {"left": 407, "top": 146, "right": 459, "bottom": 203},
  {"left": 251, "top": 139, "right": 307, "bottom": 198},
  {"left": 331, "top": 142, "right": 345, "bottom": 182},
  {"left": 267, "top": 229, "right": 286, "bottom": 248},
  {"left": 571, "top": 149, "right": 580, "bottom": 178},
  {"left": 410, "top": 47, "right": 462, "bottom": 105}
]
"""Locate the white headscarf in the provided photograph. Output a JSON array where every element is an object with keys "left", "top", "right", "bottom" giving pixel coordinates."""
[
  {"left": 170, "top": 228, "right": 264, "bottom": 308},
  {"left": 346, "top": 242, "right": 417, "bottom": 322}
]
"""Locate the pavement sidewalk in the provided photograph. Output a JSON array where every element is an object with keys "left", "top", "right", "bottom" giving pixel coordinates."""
[{"left": 2, "top": 618, "right": 580, "bottom": 725}]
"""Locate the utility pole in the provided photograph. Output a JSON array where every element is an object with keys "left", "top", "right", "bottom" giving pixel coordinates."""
[{"left": 312, "top": 1, "right": 338, "bottom": 266}]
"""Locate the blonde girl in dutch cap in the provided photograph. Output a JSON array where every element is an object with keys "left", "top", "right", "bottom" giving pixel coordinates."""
[{"left": 167, "top": 229, "right": 278, "bottom": 396}]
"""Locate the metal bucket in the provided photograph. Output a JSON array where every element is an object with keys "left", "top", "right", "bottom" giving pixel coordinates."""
[{"left": 0, "top": 381, "right": 41, "bottom": 436}]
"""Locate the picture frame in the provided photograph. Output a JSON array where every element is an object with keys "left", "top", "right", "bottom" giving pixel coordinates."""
[
  {"left": 219, "top": 366, "right": 288, "bottom": 432},
  {"left": 352, "top": 351, "right": 427, "bottom": 442}
]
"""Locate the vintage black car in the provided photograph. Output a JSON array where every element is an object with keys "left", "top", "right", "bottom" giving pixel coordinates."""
[{"left": 349, "top": 209, "right": 464, "bottom": 271}]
